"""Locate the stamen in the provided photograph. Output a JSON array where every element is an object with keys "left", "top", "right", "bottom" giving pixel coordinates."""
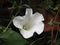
[{"left": 23, "top": 24, "right": 30, "bottom": 30}]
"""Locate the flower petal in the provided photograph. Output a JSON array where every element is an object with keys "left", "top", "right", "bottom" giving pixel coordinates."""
[
  {"left": 35, "top": 22, "right": 44, "bottom": 34},
  {"left": 20, "top": 22, "right": 44, "bottom": 39},
  {"left": 13, "top": 16, "right": 24, "bottom": 29},
  {"left": 20, "top": 29, "right": 35, "bottom": 39},
  {"left": 23, "top": 8, "right": 33, "bottom": 24},
  {"left": 25, "top": 8, "right": 33, "bottom": 17},
  {"left": 32, "top": 12, "right": 44, "bottom": 23}
]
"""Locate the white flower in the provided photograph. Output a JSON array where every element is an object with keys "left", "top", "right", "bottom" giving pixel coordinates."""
[{"left": 13, "top": 8, "right": 44, "bottom": 39}]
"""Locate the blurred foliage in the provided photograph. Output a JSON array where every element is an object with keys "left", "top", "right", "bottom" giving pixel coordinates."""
[
  {"left": 0, "top": 28, "right": 29, "bottom": 45},
  {"left": 0, "top": 0, "right": 60, "bottom": 45}
]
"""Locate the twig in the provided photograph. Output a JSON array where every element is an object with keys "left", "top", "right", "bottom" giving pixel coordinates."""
[
  {"left": 54, "top": 8, "right": 60, "bottom": 43},
  {"left": 51, "top": 8, "right": 60, "bottom": 45}
]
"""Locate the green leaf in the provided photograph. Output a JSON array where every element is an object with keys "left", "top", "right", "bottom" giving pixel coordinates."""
[{"left": 0, "top": 28, "right": 29, "bottom": 45}]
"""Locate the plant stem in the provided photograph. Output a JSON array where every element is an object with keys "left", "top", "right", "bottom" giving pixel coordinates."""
[
  {"left": 51, "top": 25, "right": 54, "bottom": 45},
  {"left": 51, "top": 8, "right": 60, "bottom": 45},
  {"left": 54, "top": 30, "right": 58, "bottom": 42},
  {"left": 53, "top": 21, "right": 60, "bottom": 25},
  {"left": 3, "top": 1, "right": 21, "bottom": 32},
  {"left": 30, "top": 37, "right": 44, "bottom": 45}
]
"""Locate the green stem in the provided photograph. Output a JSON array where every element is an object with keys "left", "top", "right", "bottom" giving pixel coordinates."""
[
  {"left": 3, "top": 2, "right": 16, "bottom": 32},
  {"left": 48, "top": 18, "right": 60, "bottom": 25},
  {"left": 53, "top": 21, "right": 60, "bottom": 25},
  {"left": 3, "top": 1, "right": 21, "bottom": 32}
]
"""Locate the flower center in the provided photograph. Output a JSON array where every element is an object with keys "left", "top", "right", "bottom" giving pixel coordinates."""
[{"left": 23, "top": 24, "right": 30, "bottom": 30}]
